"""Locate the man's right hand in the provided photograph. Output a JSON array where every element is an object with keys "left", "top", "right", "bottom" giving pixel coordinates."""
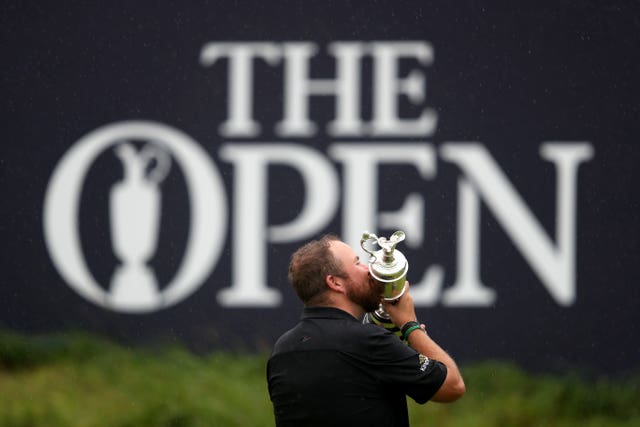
[{"left": 381, "top": 281, "right": 418, "bottom": 329}]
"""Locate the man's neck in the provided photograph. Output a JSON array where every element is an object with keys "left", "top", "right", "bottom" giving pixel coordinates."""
[{"left": 322, "top": 297, "right": 365, "bottom": 320}]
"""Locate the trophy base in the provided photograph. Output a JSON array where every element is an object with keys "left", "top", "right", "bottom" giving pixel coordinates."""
[{"left": 362, "top": 304, "right": 402, "bottom": 339}]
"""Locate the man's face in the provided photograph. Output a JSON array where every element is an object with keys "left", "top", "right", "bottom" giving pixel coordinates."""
[{"left": 330, "top": 240, "right": 381, "bottom": 312}]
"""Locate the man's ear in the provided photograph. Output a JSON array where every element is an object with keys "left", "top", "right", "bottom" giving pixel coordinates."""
[{"left": 325, "top": 275, "right": 344, "bottom": 293}]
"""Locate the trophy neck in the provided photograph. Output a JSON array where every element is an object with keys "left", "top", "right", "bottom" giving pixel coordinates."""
[{"left": 381, "top": 250, "right": 396, "bottom": 265}]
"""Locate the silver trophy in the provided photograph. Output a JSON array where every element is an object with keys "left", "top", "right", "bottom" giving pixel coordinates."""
[{"left": 361, "top": 231, "right": 409, "bottom": 337}]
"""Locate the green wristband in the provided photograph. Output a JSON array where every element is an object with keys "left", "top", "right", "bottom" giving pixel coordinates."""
[
  {"left": 402, "top": 324, "right": 422, "bottom": 341},
  {"left": 401, "top": 321, "right": 420, "bottom": 339}
]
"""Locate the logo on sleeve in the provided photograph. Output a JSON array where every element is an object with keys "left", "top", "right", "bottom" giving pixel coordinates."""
[{"left": 418, "top": 354, "right": 431, "bottom": 371}]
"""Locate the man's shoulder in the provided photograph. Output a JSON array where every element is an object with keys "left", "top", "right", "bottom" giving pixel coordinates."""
[
  {"left": 271, "top": 316, "right": 411, "bottom": 359},
  {"left": 356, "top": 323, "right": 417, "bottom": 357}
]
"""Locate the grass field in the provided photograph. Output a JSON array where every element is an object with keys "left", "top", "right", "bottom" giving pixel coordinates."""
[{"left": 1, "top": 331, "right": 638, "bottom": 427}]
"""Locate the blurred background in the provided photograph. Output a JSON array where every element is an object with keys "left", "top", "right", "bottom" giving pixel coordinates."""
[{"left": 1, "top": 1, "right": 639, "bottom": 425}]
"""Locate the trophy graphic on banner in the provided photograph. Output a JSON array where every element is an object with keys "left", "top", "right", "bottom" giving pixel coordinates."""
[
  {"left": 361, "top": 231, "right": 409, "bottom": 338},
  {"left": 108, "top": 142, "right": 171, "bottom": 310}
]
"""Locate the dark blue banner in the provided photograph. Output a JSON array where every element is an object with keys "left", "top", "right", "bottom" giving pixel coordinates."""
[{"left": 2, "top": 2, "right": 638, "bottom": 375}]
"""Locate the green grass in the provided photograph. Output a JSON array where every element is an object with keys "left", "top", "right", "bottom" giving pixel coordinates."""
[
  {"left": 408, "top": 362, "right": 640, "bottom": 427},
  {"left": 1, "top": 331, "right": 638, "bottom": 427}
]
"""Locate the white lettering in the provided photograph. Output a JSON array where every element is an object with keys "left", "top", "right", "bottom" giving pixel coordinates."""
[
  {"left": 276, "top": 42, "right": 365, "bottom": 137},
  {"left": 200, "top": 42, "right": 282, "bottom": 137},
  {"left": 370, "top": 42, "right": 436, "bottom": 136},
  {"left": 328, "top": 143, "right": 436, "bottom": 248},
  {"left": 440, "top": 143, "right": 594, "bottom": 306},
  {"left": 217, "top": 143, "right": 339, "bottom": 307},
  {"left": 203, "top": 41, "right": 436, "bottom": 138},
  {"left": 441, "top": 177, "right": 496, "bottom": 305}
]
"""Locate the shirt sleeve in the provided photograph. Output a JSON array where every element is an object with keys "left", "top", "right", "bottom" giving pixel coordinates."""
[{"left": 358, "top": 325, "right": 448, "bottom": 403}]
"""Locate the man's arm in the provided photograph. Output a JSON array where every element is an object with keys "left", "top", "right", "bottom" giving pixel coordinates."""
[{"left": 382, "top": 282, "right": 466, "bottom": 403}]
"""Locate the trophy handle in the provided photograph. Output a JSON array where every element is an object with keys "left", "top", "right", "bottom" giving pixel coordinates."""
[{"left": 360, "top": 231, "right": 379, "bottom": 263}]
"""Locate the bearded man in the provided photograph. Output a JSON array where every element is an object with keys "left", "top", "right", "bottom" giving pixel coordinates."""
[{"left": 267, "top": 234, "right": 465, "bottom": 427}]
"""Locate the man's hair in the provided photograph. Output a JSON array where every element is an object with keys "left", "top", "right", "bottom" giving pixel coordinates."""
[{"left": 288, "top": 234, "right": 345, "bottom": 305}]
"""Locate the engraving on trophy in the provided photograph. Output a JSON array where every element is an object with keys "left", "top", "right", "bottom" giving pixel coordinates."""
[{"left": 108, "top": 142, "right": 171, "bottom": 310}]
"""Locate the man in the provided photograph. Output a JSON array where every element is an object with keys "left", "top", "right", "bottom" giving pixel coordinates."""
[{"left": 267, "top": 234, "right": 465, "bottom": 426}]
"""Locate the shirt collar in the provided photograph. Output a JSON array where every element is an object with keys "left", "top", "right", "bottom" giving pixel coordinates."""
[{"left": 301, "top": 306, "right": 360, "bottom": 322}]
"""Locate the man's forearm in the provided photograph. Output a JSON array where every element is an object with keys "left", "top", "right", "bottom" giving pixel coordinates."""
[{"left": 406, "top": 327, "right": 466, "bottom": 402}]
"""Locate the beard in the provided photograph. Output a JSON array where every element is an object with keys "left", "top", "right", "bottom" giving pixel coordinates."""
[{"left": 345, "top": 277, "right": 381, "bottom": 313}]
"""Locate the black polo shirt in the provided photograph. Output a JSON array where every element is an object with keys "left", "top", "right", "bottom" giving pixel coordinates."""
[{"left": 267, "top": 306, "right": 447, "bottom": 427}]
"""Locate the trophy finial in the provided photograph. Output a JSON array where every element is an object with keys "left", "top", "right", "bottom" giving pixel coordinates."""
[{"left": 377, "top": 231, "right": 405, "bottom": 256}]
